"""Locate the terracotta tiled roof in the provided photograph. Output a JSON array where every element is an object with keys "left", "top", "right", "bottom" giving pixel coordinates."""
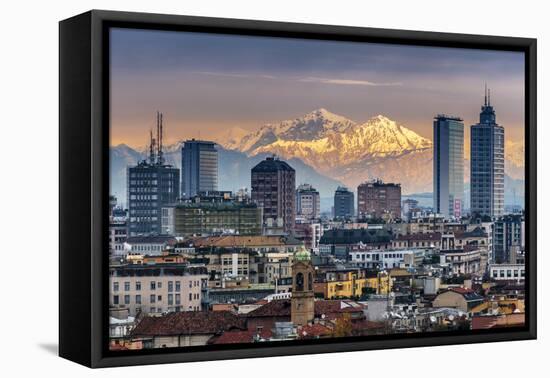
[
  {"left": 209, "top": 328, "right": 273, "bottom": 344},
  {"left": 245, "top": 299, "right": 365, "bottom": 319},
  {"left": 298, "top": 323, "right": 333, "bottom": 338},
  {"left": 245, "top": 300, "right": 291, "bottom": 318},
  {"left": 131, "top": 311, "right": 246, "bottom": 337}
]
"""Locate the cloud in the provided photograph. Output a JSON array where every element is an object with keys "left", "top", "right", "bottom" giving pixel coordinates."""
[
  {"left": 193, "top": 71, "right": 276, "bottom": 80},
  {"left": 298, "top": 76, "right": 402, "bottom": 87}
]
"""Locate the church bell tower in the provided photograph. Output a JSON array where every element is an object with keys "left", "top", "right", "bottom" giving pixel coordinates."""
[{"left": 291, "top": 247, "right": 315, "bottom": 326}]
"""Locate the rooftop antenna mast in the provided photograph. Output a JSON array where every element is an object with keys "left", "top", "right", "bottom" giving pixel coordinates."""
[
  {"left": 488, "top": 87, "right": 491, "bottom": 106},
  {"left": 149, "top": 129, "right": 156, "bottom": 165},
  {"left": 484, "top": 83, "right": 488, "bottom": 106},
  {"left": 157, "top": 111, "right": 164, "bottom": 165}
]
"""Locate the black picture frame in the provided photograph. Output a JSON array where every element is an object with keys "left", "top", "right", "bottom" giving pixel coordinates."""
[{"left": 59, "top": 9, "right": 537, "bottom": 368}]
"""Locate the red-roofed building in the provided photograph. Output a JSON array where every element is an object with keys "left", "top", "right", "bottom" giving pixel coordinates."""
[
  {"left": 472, "top": 313, "right": 525, "bottom": 330},
  {"left": 297, "top": 323, "right": 333, "bottom": 339},
  {"left": 209, "top": 327, "right": 273, "bottom": 344},
  {"left": 245, "top": 299, "right": 366, "bottom": 331},
  {"left": 130, "top": 311, "right": 246, "bottom": 348}
]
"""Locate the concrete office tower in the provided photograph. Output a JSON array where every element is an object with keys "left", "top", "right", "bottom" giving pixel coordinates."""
[
  {"left": 251, "top": 157, "right": 296, "bottom": 233},
  {"left": 433, "top": 115, "right": 464, "bottom": 219},
  {"left": 357, "top": 179, "right": 402, "bottom": 219},
  {"left": 470, "top": 87, "right": 505, "bottom": 218},
  {"left": 333, "top": 186, "right": 354, "bottom": 219},
  {"left": 181, "top": 139, "right": 218, "bottom": 198},
  {"left": 128, "top": 112, "right": 180, "bottom": 236},
  {"left": 296, "top": 184, "right": 321, "bottom": 221}
]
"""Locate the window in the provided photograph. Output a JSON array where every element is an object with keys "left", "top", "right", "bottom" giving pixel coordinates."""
[
  {"left": 168, "top": 294, "right": 173, "bottom": 305},
  {"left": 157, "top": 282, "right": 162, "bottom": 289},
  {"left": 150, "top": 294, "right": 155, "bottom": 303},
  {"left": 175, "top": 294, "right": 181, "bottom": 305},
  {"left": 189, "top": 293, "right": 192, "bottom": 301},
  {"left": 124, "top": 295, "right": 130, "bottom": 305},
  {"left": 135, "top": 281, "right": 141, "bottom": 291},
  {"left": 150, "top": 281, "right": 156, "bottom": 290},
  {"left": 136, "top": 295, "right": 141, "bottom": 304},
  {"left": 295, "top": 272, "right": 304, "bottom": 291},
  {"left": 124, "top": 282, "right": 130, "bottom": 291},
  {"left": 175, "top": 281, "right": 181, "bottom": 292},
  {"left": 113, "top": 295, "right": 119, "bottom": 305},
  {"left": 113, "top": 282, "right": 119, "bottom": 292},
  {"left": 168, "top": 281, "right": 173, "bottom": 292}
]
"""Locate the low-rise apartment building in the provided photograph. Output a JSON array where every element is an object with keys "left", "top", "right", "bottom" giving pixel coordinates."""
[{"left": 109, "top": 264, "right": 208, "bottom": 316}]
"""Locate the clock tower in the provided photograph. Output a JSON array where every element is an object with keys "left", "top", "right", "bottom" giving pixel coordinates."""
[{"left": 291, "top": 247, "right": 315, "bottom": 326}]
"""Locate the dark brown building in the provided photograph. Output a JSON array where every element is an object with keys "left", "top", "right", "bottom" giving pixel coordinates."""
[
  {"left": 357, "top": 180, "right": 401, "bottom": 219},
  {"left": 251, "top": 157, "right": 296, "bottom": 233}
]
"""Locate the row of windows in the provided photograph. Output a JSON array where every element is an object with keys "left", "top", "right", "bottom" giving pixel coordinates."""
[
  {"left": 112, "top": 292, "right": 200, "bottom": 305},
  {"left": 113, "top": 280, "right": 201, "bottom": 292}
]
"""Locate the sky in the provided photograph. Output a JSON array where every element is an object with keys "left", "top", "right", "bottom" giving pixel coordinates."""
[{"left": 110, "top": 28, "right": 525, "bottom": 148}]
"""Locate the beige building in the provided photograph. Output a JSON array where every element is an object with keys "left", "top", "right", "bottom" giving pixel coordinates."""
[
  {"left": 191, "top": 250, "right": 251, "bottom": 288},
  {"left": 432, "top": 287, "right": 485, "bottom": 313},
  {"left": 441, "top": 246, "right": 483, "bottom": 276},
  {"left": 249, "top": 252, "right": 294, "bottom": 285},
  {"left": 109, "top": 264, "right": 208, "bottom": 316}
]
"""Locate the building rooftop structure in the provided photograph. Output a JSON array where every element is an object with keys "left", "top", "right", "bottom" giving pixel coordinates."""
[
  {"left": 251, "top": 156, "right": 295, "bottom": 172},
  {"left": 320, "top": 229, "right": 392, "bottom": 245},
  {"left": 131, "top": 311, "right": 245, "bottom": 337}
]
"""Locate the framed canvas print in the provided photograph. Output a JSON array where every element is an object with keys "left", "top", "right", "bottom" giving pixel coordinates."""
[{"left": 59, "top": 10, "right": 536, "bottom": 368}]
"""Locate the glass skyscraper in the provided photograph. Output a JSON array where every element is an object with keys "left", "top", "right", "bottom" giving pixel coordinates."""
[
  {"left": 470, "top": 89, "right": 505, "bottom": 218},
  {"left": 433, "top": 115, "right": 464, "bottom": 219},
  {"left": 181, "top": 139, "right": 219, "bottom": 198}
]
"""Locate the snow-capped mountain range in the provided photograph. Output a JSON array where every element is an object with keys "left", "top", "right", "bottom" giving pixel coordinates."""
[
  {"left": 110, "top": 108, "right": 524, "bottom": 208},
  {"left": 216, "top": 108, "right": 434, "bottom": 193}
]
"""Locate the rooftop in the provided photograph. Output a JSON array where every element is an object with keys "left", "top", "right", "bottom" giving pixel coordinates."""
[
  {"left": 131, "top": 311, "right": 245, "bottom": 337},
  {"left": 252, "top": 157, "right": 295, "bottom": 172}
]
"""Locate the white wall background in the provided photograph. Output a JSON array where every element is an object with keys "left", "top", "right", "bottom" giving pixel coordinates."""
[{"left": 0, "top": 0, "right": 546, "bottom": 375}]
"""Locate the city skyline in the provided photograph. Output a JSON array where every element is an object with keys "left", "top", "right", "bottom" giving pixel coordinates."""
[{"left": 110, "top": 28, "right": 525, "bottom": 147}]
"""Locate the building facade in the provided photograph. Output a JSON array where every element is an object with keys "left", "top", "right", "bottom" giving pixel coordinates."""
[
  {"left": 181, "top": 139, "right": 218, "bottom": 199},
  {"left": 109, "top": 264, "right": 208, "bottom": 316},
  {"left": 296, "top": 184, "right": 321, "bottom": 221},
  {"left": 433, "top": 115, "right": 464, "bottom": 219},
  {"left": 162, "top": 201, "right": 262, "bottom": 236},
  {"left": 357, "top": 180, "right": 402, "bottom": 219},
  {"left": 251, "top": 157, "right": 296, "bottom": 233},
  {"left": 334, "top": 186, "right": 354, "bottom": 219},
  {"left": 470, "top": 89, "right": 505, "bottom": 218},
  {"left": 127, "top": 162, "right": 180, "bottom": 236},
  {"left": 493, "top": 214, "right": 524, "bottom": 263}
]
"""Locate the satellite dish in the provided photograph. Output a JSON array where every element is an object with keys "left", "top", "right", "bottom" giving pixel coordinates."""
[
  {"left": 430, "top": 316, "right": 437, "bottom": 323},
  {"left": 448, "top": 315, "right": 455, "bottom": 321}
]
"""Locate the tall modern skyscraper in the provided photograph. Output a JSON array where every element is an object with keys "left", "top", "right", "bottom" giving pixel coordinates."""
[
  {"left": 128, "top": 113, "right": 180, "bottom": 236},
  {"left": 333, "top": 186, "right": 354, "bottom": 219},
  {"left": 251, "top": 157, "right": 296, "bottom": 233},
  {"left": 433, "top": 115, "right": 464, "bottom": 219},
  {"left": 470, "top": 87, "right": 505, "bottom": 218},
  {"left": 181, "top": 139, "right": 218, "bottom": 198}
]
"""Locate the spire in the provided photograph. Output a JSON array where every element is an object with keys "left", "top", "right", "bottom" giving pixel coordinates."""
[
  {"left": 484, "top": 83, "right": 488, "bottom": 106},
  {"left": 488, "top": 88, "right": 491, "bottom": 106}
]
